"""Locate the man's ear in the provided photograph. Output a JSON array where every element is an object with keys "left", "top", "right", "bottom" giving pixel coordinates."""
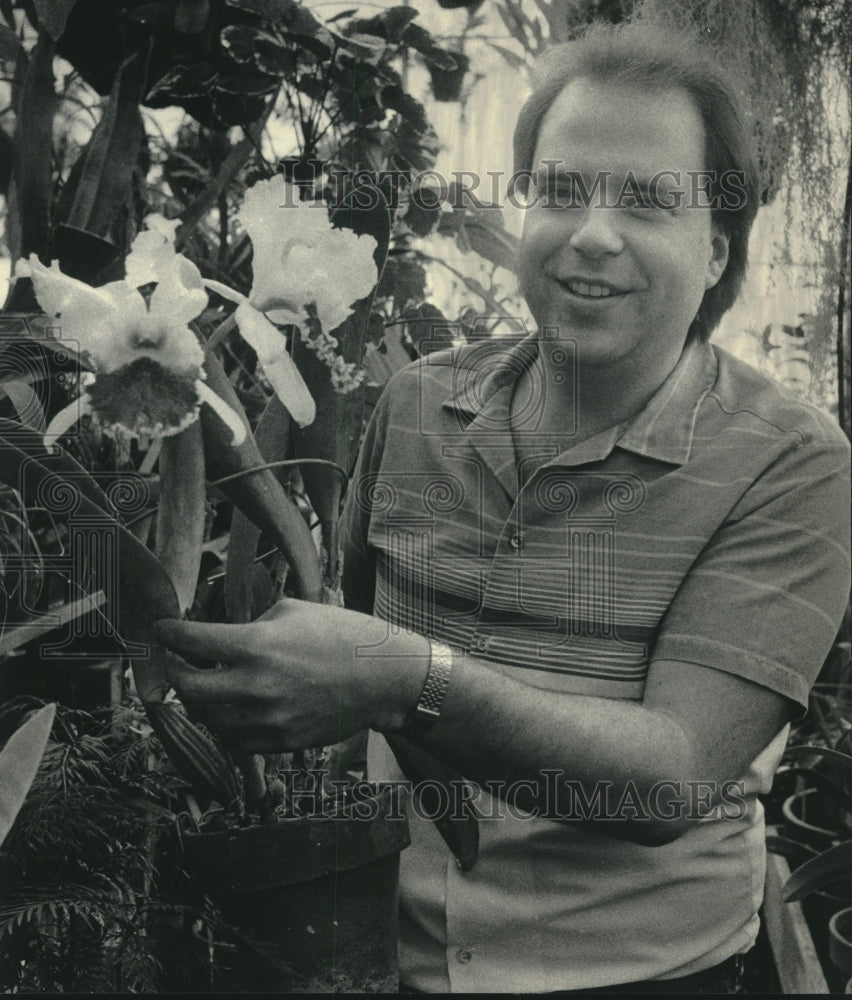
[{"left": 705, "top": 228, "right": 730, "bottom": 290}]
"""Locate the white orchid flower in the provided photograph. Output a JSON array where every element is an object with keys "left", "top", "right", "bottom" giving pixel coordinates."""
[
  {"left": 205, "top": 177, "right": 378, "bottom": 410},
  {"left": 18, "top": 222, "right": 245, "bottom": 445}
]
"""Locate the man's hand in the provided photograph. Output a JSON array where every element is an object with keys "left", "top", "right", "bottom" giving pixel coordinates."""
[{"left": 153, "top": 599, "right": 429, "bottom": 753}]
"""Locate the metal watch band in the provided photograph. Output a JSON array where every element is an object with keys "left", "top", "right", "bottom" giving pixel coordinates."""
[{"left": 405, "top": 641, "right": 453, "bottom": 730}]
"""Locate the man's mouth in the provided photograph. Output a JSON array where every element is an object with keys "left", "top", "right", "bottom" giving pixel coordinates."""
[{"left": 560, "top": 278, "right": 627, "bottom": 300}]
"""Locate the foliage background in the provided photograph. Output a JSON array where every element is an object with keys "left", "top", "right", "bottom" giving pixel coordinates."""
[{"left": 0, "top": 0, "right": 848, "bottom": 992}]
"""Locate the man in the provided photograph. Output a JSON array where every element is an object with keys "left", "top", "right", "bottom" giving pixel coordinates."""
[{"left": 157, "top": 22, "right": 851, "bottom": 994}]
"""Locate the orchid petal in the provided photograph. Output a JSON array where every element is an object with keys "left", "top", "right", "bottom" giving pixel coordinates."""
[
  {"left": 21, "top": 256, "right": 145, "bottom": 362},
  {"left": 125, "top": 218, "right": 180, "bottom": 288},
  {"left": 149, "top": 265, "right": 208, "bottom": 330},
  {"left": 239, "top": 178, "right": 304, "bottom": 309},
  {"left": 261, "top": 357, "right": 316, "bottom": 427},
  {"left": 44, "top": 394, "right": 92, "bottom": 446},
  {"left": 236, "top": 177, "right": 378, "bottom": 336},
  {"left": 195, "top": 380, "right": 247, "bottom": 445},
  {"left": 235, "top": 302, "right": 315, "bottom": 426}
]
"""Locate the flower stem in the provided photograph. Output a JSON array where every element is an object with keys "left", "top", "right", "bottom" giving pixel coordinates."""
[{"left": 204, "top": 312, "right": 237, "bottom": 354}]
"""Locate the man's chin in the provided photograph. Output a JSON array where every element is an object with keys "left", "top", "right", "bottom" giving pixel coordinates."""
[{"left": 534, "top": 325, "right": 636, "bottom": 365}]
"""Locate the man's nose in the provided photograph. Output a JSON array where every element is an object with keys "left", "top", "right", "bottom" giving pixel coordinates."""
[{"left": 568, "top": 206, "right": 624, "bottom": 257}]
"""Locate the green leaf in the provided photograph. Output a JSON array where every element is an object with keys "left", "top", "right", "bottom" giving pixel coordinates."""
[
  {"left": 220, "top": 22, "right": 294, "bottom": 76},
  {"left": 156, "top": 422, "right": 206, "bottom": 614},
  {"left": 376, "top": 257, "right": 427, "bottom": 307},
  {"left": 63, "top": 52, "right": 146, "bottom": 238},
  {"left": 223, "top": 394, "right": 291, "bottom": 624},
  {"left": 0, "top": 703, "right": 56, "bottom": 846},
  {"left": 225, "top": 0, "right": 297, "bottom": 19},
  {"left": 784, "top": 744, "right": 852, "bottom": 771},
  {"left": 784, "top": 840, "right": 852, "bottom": 902},
  {"left": 402, "top": 188, "right": 443, "bottom": 236},
  {"left": 280, "top": 30, "right": 332, "bottom": 61},
  {"left": 146, "top": 64, "right": 213, "bottom": 103},
  {"left": 0, "top": 24, "right": 23, "bottom": 61},
  {"left": 0, "top": 429, "right": 180, "bottom": 649},
  {"left": 12, "top": 33, "right": 56, "bottom": 260},
  {"left": 33, "top": 0, "right": 76, "bottom": 41},
  {"left": 0, "top": 416, "right": 108, "bottom": 516},
  {"left": 456, "top": 208, "right": 520, "bottom": 273},
  {"left": 404, "top": 303, "right": 452, "bottom": 355},
  {"left": 487, "top": 41, "right": 528, "bottom": 73},
  {"left": 402, "top": 22, "right": 458, "bottom": 70},
  {"left": 382, "top": 85, "right": 430, "bottom": 135},
  {"left": 200, "top": 351, "right": 323, "bottom": 603},
  {"left": 327, "top": 8, "right": 359, "bottom": 23},
  {"left": 0, "top": 378, "right": 45, "bottom": 433}
]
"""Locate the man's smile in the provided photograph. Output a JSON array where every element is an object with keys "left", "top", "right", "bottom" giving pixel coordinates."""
[{"left": 555, "top": 275, "right": 631, "bottom": 301}]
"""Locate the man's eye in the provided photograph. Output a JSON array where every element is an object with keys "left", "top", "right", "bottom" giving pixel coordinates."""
[
  {"left": 621, "top": 193, "right": 652, "bottom": 210},
  {"left": 539, "top": 180, "right": 578, "bottom": 207}
]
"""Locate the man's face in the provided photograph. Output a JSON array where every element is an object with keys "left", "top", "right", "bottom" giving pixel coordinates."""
[{"left": 518, "top": 77, "right": 729, "bottom": 370}]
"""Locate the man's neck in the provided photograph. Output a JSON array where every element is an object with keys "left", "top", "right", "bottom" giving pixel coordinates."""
[{"left": 511, "top": 338, "right": 687, "bottom": 451}]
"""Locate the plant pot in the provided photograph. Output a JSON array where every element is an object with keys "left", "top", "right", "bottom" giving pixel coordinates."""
[
  {"left": 180, "top": 784, "right": 410, "bottom": 993},
  {"left": 830, "top": 908, "right": 852, "bottom": 977},
  {"left": 782, "top": 788, "right": 838, "bottom": 850}
]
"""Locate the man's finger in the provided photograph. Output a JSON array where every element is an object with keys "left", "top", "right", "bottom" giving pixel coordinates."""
[
  {"left": 154, "top": 619, "right": 259, "bottom": 664},
  {"left": 164, "top": 655, "right": 249, "bottom": 704}
]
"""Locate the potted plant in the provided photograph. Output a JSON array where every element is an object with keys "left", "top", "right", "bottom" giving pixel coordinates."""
[
  {"left": 0, "top": 174, "right": 418, "bottom": 989},
  {"left": 770, "top": 733, "right": 852, "bottom": 992},
  {"left": 829, "top": 907, "right": 852, "bottom": 992},
  {"left": 0, "top": 1, "right": 500, "bottom": 988}
]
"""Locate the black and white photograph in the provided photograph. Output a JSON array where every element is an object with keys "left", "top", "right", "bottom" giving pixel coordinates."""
[{"left": 0, "top": 0, "right": 849, "bottom": 994}]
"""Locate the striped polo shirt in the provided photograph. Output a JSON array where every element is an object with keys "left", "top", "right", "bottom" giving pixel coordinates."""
[{"left": 341, "top": 332, "right": 850, "bottom": 992}]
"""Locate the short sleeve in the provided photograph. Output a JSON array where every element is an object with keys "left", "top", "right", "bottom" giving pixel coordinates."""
[{"left": 652, "top": 429, "right": 851, "bottom": 711}]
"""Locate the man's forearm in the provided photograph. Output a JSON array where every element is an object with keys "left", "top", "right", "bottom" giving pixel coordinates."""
[{"left": 373, "top": 636, "right": 703, "bottom": 845}]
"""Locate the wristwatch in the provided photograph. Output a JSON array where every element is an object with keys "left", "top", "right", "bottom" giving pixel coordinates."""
[{"left": 403, "top": 641, "right": 454, "bottom": 732}]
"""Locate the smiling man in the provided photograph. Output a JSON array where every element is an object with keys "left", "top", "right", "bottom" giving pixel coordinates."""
[{"left": 157, "top": 22, "right": 851, "bottom": 995}]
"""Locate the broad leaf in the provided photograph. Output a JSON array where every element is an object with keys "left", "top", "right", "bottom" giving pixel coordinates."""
[
  {"left": 12, "top": 34, "right": 56, "bottom": 261},
  {"left": 0, "top": 431, "right": 180, "bottom": 648},
  {"left": 156, "top": 422, "right": 206, "bottom": 614},
  {"left": 200, "top": 351, "right": 323, "bottom": 603},
  {"left": 0, "top": 24, "right": 23, "bottom": 61},
  {"left": 0, "top": 703, "right": 56, "bottom": 846},
  {"left": 784, "top": 744, "right": 852, "bottom": 772},
  {"left": 401, "top": 22, "right": 459, "bottom": 70},
  {"left": 224, "top": 393, "right": 292, "bottom": 624},
  {"left": 63, "top": 52, "right": 146, "bottom": 239},
  {"left": 784, "top": 840, "right": 852, "bottom": 902},
  {"left": 33, "top": 0, "right": 76, "bottom": 41}
]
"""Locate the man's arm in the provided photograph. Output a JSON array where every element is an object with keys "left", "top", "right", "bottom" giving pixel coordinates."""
[
  {"left": 156, "top": 372, "right": 849, "bottom": 847},
  {"left": 155, "top": 603, "right": 794, "bottom": 846}
]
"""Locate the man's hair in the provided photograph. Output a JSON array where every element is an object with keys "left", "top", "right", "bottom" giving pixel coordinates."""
[{"left": 513, "top": 21, "right": 760, "bottom": 342}]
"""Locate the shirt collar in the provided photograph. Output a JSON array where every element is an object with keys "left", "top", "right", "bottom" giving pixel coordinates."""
[{"left": 442, "top": 333, "right": 718, "bottom": 467}]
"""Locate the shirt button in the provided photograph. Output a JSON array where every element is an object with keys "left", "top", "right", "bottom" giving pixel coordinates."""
[
  {"left": 456, "top": 948, "right": 473, "bottom": 964},
  {"left": 509, "top": 532, "right": 525, "bottom": 550},
  {"left": 471, "top": 636, "right": 489, "bottom": 652}
]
